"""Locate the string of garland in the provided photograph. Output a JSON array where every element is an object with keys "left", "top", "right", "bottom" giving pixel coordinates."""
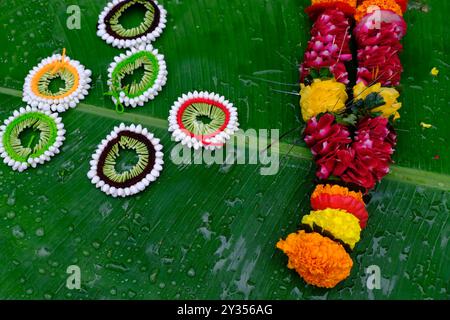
[
  {"left": 300, "top": 5, "right": 353, "bottom": 85},
  {"left": 277, "top": 0, "right": 409, "bottom": 288}
]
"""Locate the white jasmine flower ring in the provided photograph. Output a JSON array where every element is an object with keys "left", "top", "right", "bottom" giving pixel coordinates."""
[
  {"left": 0, "top": 106, "right": 65, "bottom": 172},
  {"left": 87, "top": 123, "right": 164, "bottom": 198},
  {"left": 107, "top": 44, "right": 167, "bottom": 109},
  {"left": 23, "top": 50, "right": 92, "bottom": 113},
  {"left": 168, "top": 91, "right": 240, "bottom": 150},
  {"left": 97, "top": 0, "right": 167, "bottom": 49}
]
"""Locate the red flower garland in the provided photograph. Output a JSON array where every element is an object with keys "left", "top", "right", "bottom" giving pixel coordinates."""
[
  {"left": 300, "top": 9, "right": 352, "bottom": 84},
  {"left": 354, "top": 10, "right": 407, "bottom": 86},
  {"left": 304, "top": 114, "right": 352, "bottom": 180},
  {"left": 342, "top": 116, "right": 397, "bottom": 189},
  {"left": 278, "top": 0, "right": 409, "bottom": 289},
  {"left": 304, "top": 114, "right": 397, "bottom": 190}
]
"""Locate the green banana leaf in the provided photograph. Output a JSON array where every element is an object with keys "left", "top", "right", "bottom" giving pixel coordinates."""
[{"left": 0, "top": 0, "right": 448, "bottom": 299}]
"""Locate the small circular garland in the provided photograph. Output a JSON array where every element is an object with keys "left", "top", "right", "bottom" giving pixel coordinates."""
[
  {"left": 107, "top": 44, "right": 167, "bottom": 110},
  {"left": 0, "top": 107, "right": 65, "bottom": 172},
  {"left": 87, "top": 123, "right": 164, "bottom": 198},
  {"left": 168, "top": 91, "right": 239, "bottom": 150},
  {"left": 23, "top": 50, "right": 92, "bottom": 113},
  {"left": 97, "top": 0, "right": 167, "bottom": 49}
]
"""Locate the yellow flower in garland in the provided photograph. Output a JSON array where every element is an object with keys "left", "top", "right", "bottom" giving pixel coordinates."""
[
  {"left": 300, "top": 78, "right": 348, "bottom": 121},
  {"left": 301, "top": 208, "right": 361, "bottom": 250},
  {"left": 276, "top": 231, "right": 353, "bottom": 288},
  {"left": 353, "top": 82, "right": 402, "bottom": 120}
]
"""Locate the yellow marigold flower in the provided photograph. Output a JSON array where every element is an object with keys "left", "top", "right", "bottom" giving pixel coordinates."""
[
  {"left": 312, "top": 184, "right": 364, "bottom": 204},
  {"left": 277, "top": 231, "right": 353, "bottom": 288},
  {"left": 300, "top": 78, "right": 348, "bottom": 121},
  {"left": 353, "top": 82, "right": 402, "bottom": 121},
  {"left": 355, "top": 0, "right": 403, "bottom": 22},
  {"left": 431, "top": 67, "right": 439, "bottom": 76},
  {"left": 311, "top": 0, "right": 357, "bottom": 7},
  {"left": 420, "top": 122, "right": 432, "bottom": 129},
  {"left": 302, "top": 208, "right": 361, "bottom": 249}
]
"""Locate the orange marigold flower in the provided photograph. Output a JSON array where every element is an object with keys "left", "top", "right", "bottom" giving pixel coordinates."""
[
  {"left": 307, "top": 1, "right": 357, "bottom": 19},
  {"left": 355, "top": 0, "right": 403, "bottom": 21},
  {"left": 312, "top": 0, "right": 357, "bottom": 7},
  {"left": 395, "top": 0, "right": 408, "bottom": 12},
  {"left": 276, "top": 231, "right": 353, "bottom": 288},
  {"left": 312, "top": 184, "right": 364, "bottom": 204}
]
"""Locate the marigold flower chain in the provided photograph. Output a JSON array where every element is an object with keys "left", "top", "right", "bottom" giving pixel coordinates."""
[{"left": 277, "top": 0, "right": 409, "bottom": 288}]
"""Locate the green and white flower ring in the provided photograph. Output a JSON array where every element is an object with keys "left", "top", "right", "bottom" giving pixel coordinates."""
[
  {"left": 97, "top": 0, "right": 167, "bottom": 49},
  {"left": 23, "top": 51, "right": 92, "bottom": 113},
  {"left": 87, "top": 123, "right": 164, "bottom": 198},
  {"left": 168, "top": 91, "right": 240, "bottom": 150},
  {"left": 0, "top": 107, "right": 65, "bottom": 172},
  {"left": 107, "top": 44, "right": 167, "bottom": 109}
]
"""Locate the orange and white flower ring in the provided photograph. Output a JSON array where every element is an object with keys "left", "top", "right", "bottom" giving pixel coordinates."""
[{"left": 23, "top": 49, "right": 92, "bottom": 113}]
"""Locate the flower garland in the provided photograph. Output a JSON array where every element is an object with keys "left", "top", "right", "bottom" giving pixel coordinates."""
[
  {"left": 277, "top": 0, "right": 409, "bottom": 288},
  {"left": 300, "top": 1, "right": 354, "bottom": 85},
  {"left": 355, "top": 0, "right": 407, "bottom": 86}
]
